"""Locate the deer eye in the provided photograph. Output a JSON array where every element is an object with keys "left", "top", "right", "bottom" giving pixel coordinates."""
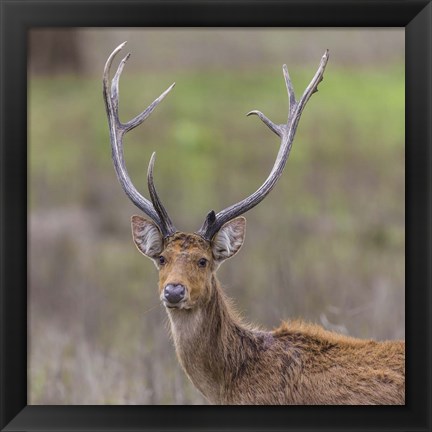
[
  {"left": 159, "top": 256, "right": 167, "bottom": 266},
  {"left": 197, "top": 258, "right": 208, "bottom": 268}
]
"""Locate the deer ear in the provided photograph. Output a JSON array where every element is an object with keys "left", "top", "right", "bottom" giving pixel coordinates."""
[
  {"left": 212, "top": 217, "right": 246, "bottom": 263},
  {"left": 131, "top": 215, "right": 163, "bottom": 260}
]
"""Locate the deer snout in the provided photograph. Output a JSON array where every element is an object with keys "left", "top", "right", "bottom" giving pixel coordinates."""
[{"left": 164, "top": 284, "right": 186, "bottom": 305}]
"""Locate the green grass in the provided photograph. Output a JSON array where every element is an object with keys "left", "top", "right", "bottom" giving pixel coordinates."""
[{"left": 29, "top": 64, "right": 404, "bottom": 210}]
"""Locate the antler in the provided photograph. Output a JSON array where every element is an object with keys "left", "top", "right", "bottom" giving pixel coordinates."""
[
  {"left": 197, "top": 50, "right": 330, "bottom": 241},
  {"left": 103, "top": 42, "right": 177, "bottom": 238}
]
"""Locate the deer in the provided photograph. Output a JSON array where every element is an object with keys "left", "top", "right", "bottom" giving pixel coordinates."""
[{"left": 103, "top": 42, "right": 405, "bottom": 405}]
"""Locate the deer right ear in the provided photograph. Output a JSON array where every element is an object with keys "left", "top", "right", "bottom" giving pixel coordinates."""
[
  {"left": 212, "top": 217, "right": 246, "bottom": 264},
  {"left": 131, "top": 216, "right": 163, "bottom": 261}
]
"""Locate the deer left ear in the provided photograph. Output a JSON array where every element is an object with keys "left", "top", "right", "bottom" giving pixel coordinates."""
[
  {"left": 131, "top": 215, "right": 163, "bottom": 260},
  {"left": 212, "top": 217, "right": 246, "bottom": 263}
]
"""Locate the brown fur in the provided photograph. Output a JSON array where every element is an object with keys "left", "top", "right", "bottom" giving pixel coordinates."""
[{"left": 132, "top": 222, "right": 405, "bottom": 405}]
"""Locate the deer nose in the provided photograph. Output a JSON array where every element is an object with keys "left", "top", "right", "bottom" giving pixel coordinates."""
[{"left": 164, "top": 284, "right": 186, "bottom": 304}]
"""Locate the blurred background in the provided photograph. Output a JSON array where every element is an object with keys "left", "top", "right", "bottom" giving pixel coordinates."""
[{"left": 28, "top": 28, "right": 405, "bottom": 405}]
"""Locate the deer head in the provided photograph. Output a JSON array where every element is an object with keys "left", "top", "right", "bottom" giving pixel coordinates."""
[
  {"left": 130, "top": 216, "right": 246, "bottom": 309},
  {"left": 103, "top": 42, "right": 329, "bottom": 311}
]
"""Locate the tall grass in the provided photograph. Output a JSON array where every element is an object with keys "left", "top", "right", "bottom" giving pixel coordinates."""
[{"left": 29, "top": 62, "right": 404, "bottom": 404}]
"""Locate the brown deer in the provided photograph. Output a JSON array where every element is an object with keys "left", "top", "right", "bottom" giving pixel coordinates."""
[{"left": 103, "top": 42, "right": 405, "bottom": 405}]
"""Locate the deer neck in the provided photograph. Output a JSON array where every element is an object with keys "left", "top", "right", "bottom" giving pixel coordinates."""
[{"left": 165, "top": 275, "right": 252, "bottom": 403}]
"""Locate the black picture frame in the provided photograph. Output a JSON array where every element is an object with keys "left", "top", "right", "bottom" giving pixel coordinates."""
[{"left": 1, "top": 1, "right": 431, "bottom": 431}]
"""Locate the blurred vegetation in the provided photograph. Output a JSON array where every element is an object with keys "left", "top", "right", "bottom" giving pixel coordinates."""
[{"left": 28, "top": 30, "right": 404, "bottom": 405}]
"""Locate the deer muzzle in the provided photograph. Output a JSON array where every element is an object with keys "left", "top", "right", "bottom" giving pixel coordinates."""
[{"left": 163, "top": 284, "right": 186, "bottom": 307}]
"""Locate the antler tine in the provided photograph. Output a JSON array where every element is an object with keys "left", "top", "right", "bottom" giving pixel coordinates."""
[
  {"left": 147, "top": 153, "right": 176, "bottom": 236},
  {"left": 103, "top": 42, "right": 177, "bottom": 237},
  {"left": 197, "top": 50, "right": 329, "bottom": 241}
]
